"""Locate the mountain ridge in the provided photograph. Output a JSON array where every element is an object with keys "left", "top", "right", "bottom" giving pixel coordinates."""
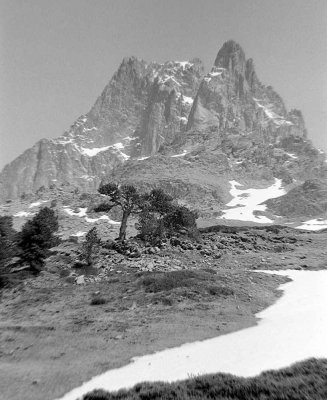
[{"left": 1, "top": 40, "right": 326, "bottom": 213}]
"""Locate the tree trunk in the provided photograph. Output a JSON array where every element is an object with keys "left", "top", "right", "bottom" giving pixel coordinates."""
[{"left": 119, "top": 210, "right": 129, "bottom": 241}]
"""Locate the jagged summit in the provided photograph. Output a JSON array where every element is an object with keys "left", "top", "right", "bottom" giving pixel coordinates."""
[
  {"left": 214, "top": 40, "right": 246, "bottom": 75},
  {"left": 0, "top": 40, "right": 325, "bottom": 204}
]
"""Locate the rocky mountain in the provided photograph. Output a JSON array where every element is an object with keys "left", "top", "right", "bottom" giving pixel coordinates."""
[{"left": 1, "top": 40, "right": 326, "bottom": 217}]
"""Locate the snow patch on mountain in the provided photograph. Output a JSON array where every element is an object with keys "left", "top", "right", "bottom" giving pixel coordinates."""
[
  {"left": 221, "top": 179, "right": 285, "bottom": 223},
  {"left": 253, "top": 98, "right": 293, "bottom": 127},
  {"left": 175, "top": 61, "right": 193, "bottom": 70},
  {"left": 71, "top": 231, "right": 87, "bottom": 237},
  {"left": 14, "top": 211, "right": 34, "bottom": 217},
  {"left": 77, "top": 142, "right": 130, "bottom": 160},
  {"left": 85, "top": 215, "right": 120, "bottom": 225},
  {"left": 29, "top": 200, "right": 49, "bottom": 208},
  {"left": 64, "top": 207, "right": 88, "bottom": 217},
  {"left": 177, "top": 116, "right": 188, "bottom": 124},
  {"left": 79, "top": 146, "right": 111, "bottom": 157},
  {"left": 182, "top": 96, "right": 193, "bottom": 105},
  {"left": 171, "top": 150, "right": 188, "bottom": 158},
  {"left": 285, "top": 153, "right": 298, "bottom": 159},
  {"left": 80, "top": 175, "right": 96, "bottom": 181},
  {"left": 295, "top": 219, "right": 327, "bottom": 231}
]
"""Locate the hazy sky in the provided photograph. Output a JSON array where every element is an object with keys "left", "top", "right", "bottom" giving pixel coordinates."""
[{"left": 1, "top": 0, "right": 326, "bottom": 169}]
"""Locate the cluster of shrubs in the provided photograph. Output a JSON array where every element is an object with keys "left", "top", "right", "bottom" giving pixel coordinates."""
[{"left": 96, "top": 184, "right": 198, "bottom": 244}]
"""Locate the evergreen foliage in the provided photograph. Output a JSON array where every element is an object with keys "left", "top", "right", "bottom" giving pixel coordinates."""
[
  {"left": 137, "top": 189, "right": 174, "bottom": 244},
  {"left": 19, "top": 207, "right": 59, "bottom": 272},
  {"left": 0, "top": 216, "right": 19, "bottom": 287},
  {"left": 137, "top": 190, "right": 199, "bottom": 242},
  {"left": 82, "top": 227, "right": 101, "bottom": 266},
  {"left": 163, "top": 205, "right": 198, "bottom": 233}
]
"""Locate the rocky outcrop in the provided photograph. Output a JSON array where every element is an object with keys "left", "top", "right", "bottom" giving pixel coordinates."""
[
  {"left": 265, "top": 179, "right": 327, "bottom": 218},
  {"left": 0, "top": 40, "right": 325, "bottom": 202}
]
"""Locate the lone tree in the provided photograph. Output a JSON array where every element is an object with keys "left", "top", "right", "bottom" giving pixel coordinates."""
[
  {"left": 96, "top": 183, "right": 144, "bottom": 241},
  {"left": 82, "top": 227, "right": 100, "bottom": 266},
  {"left": 19, "top": 207, "right": 59, "bottom": 272}
]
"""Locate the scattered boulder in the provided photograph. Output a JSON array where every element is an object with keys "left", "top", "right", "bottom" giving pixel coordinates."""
[{"left": 76, "top": 275, "right": 85, "bottom": 285}]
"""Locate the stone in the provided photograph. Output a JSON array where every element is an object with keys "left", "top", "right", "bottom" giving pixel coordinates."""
[{"left": 76, "top": 275, "right": 85, "bottom": 285}]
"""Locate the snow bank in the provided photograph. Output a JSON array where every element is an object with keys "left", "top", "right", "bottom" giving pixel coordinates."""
[
  {"left": 253, "top": 98, "right": 293, "bottom": 126},
  {"left": 171, "top": 150, "right": 188, "bottom": 158},
  {"left": 80, "top": 146, "right": 111, "bottom": 157},
  {"left": 85, "top": 215, "right": 120, "bottom": 225},
  {"left": 64, "top": 207, "right": 87, "bottom": 217},
  {"left": 182, "top": 96, "right": 193, "bottom": 105},
  {"left": 13, "top": 211, "right": 33, "bottom": 217},
  {"left": 221, "top": 178, "right": 285, "bottom": 223},
  {"left": 63, "top": 207, "right": 120, "bottom": 224},
  {"left": 177, "top": 116, "right": 188, "bottom": 123},
  {"left": 295, "top": 219, "right": 327, "bottom": 231},
  {"left": 71, "top": 231, "right": 87, "bottom": 237},
  {"left": 29, "top": 200, "right": 49, "bottom": 208},
  {"left": 56, "top": 269, "right": 327, "bottom": 400},
  {"left": 79, "top": 142, "right": 130, "bottom": 160},
  {"left": 175, "top": 61, "right": 193, "bottom": 69},
  {"left": 285, "top": 153, "right": 298, "bottom": 159}
]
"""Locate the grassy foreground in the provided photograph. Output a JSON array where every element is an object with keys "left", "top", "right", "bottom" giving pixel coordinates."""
[{"left": 84, "top": 358, "right": 327, "bottom": 400}]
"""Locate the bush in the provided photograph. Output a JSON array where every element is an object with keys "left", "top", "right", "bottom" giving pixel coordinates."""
[
  {"left": 141, "top": 270, "right": 199, "bottom": 293},
  {"left": 137, "top": 193, "right": 199, "bottom": 243},
  {"left": 137, "top": 211, "right": 165, "bottom": 245},
  {"left": 90, "top": 297, "right": 107, "bottom": 306},
  {"left": 163, "top": 205, "right": 198, "bottom": 234},
  {"left": 208, "top": 285, "right": 234, "bottom": 296}
]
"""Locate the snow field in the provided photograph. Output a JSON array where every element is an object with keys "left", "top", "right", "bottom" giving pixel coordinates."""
[
  {"left": 221, "top": 178, "right": 285, "bottom": 223},
  {"left": 56, "top": 269, "right": 327, "bottom": 400}
]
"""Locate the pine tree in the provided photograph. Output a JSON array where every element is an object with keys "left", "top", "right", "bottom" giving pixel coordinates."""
[
  {"left": 96, "top": 183, "right": 144, "bottom": 241},
  {"left": 0, "top": 216, "right": 19, "bottom": 286},
  {"left": 19, "top": 207, "right": 59, "bottom": 272},
  {"left": 82, "top": 227, "right": 100, "bottom": 266}
]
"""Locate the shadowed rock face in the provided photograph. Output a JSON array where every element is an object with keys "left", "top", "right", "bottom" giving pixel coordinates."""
[{"left": 0, "top": 40, "right": 325, "bottom": 202}]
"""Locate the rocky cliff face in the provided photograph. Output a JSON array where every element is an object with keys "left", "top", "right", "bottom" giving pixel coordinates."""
[{"left": 0, "top": 40, "right": 326, "bottom": 203}]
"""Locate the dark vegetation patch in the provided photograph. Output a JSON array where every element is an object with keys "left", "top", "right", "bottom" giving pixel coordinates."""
[
  {"left": 83, "top": 358, "right": 327, "bottom": 400},
  {"left": 140, "top": 270, "right": 199, "bottom": 293},
  {"left": 140, "top": 270, "right": 234, "bottom": 302},
  {"left": 90, "top": 297, "right": 107, "bottom": 306}
]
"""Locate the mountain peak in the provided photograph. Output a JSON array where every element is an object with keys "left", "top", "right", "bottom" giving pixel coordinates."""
[
  {"left": 214, "top": 40, "right": 246, "bottom": 75},
  {"left": 0, "top": 41, "right": 324, "bottom": 203}
]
